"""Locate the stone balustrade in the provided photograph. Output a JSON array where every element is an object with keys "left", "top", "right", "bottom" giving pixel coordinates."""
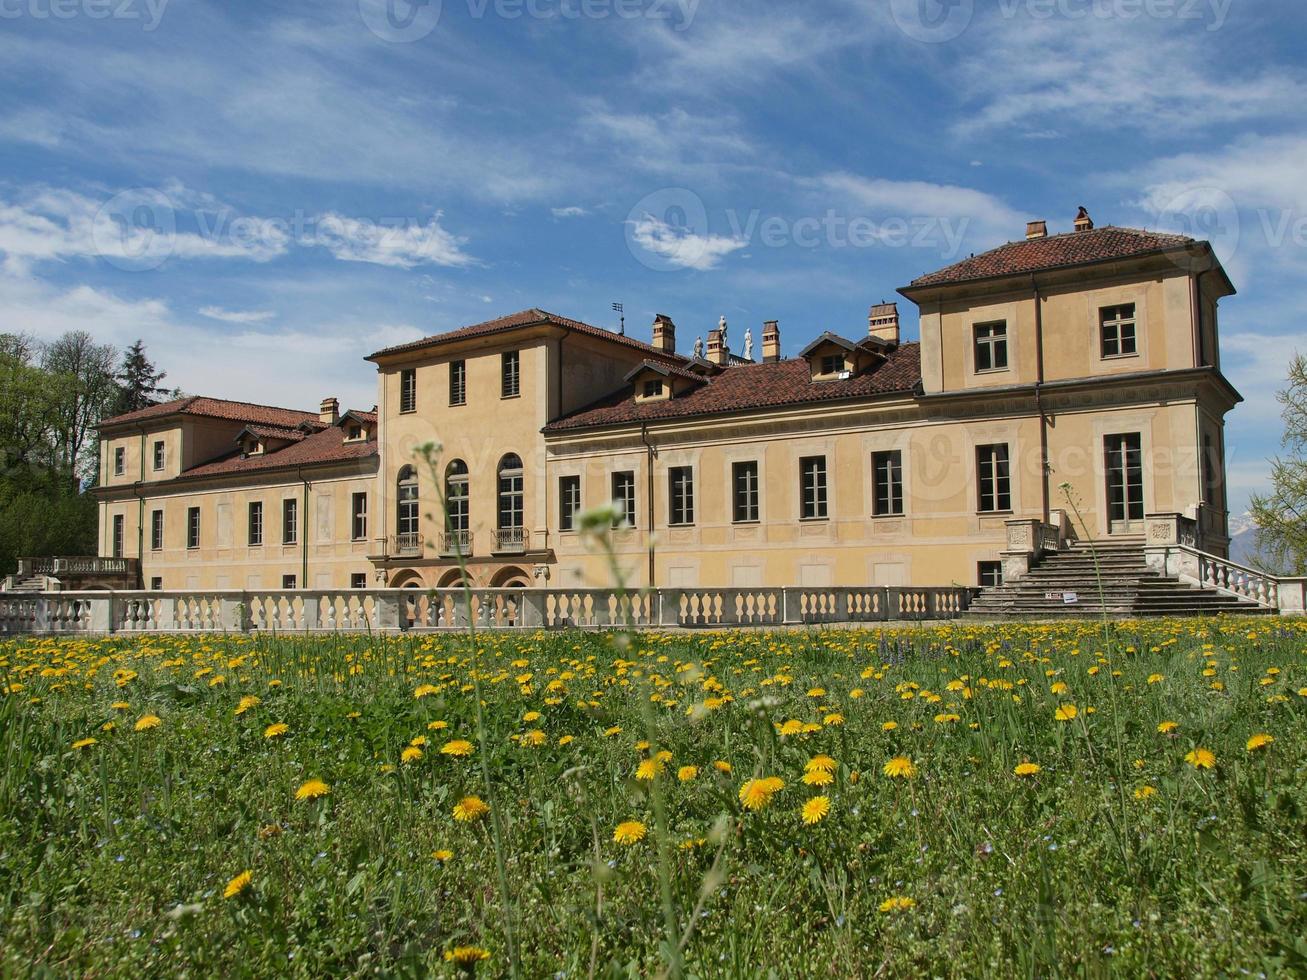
[{"left": 0, "top": 585, "right": 978, "bottom": 636}]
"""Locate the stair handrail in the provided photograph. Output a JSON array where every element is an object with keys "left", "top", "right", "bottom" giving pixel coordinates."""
[{"left": 1163, "top": 542, "right": 1299, "bottom": 610}]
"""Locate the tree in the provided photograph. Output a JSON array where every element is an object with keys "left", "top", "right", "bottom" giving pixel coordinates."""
[
  {"left": 1250, "top": 353, "right": 1307, "bottom": 575},
  {"left": 114, "top": 339, "right": 168, "bottom": 415},
  {"left": 42, "top": 331, "right": 118, "bottom": 487}
]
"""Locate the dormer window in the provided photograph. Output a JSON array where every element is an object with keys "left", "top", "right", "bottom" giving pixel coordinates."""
[
  {"left": 643, "top": 379, "right": 664, "bottom": 398},
  {"left": 819, "top": 354, "right": 844, "bottom": 376},
  {"left": 345, "top": 423, "right": 363, "bottom": 441}
]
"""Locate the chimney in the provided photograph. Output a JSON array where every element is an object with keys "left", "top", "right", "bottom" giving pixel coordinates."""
[
  {"left": 868, "top": 302, "right": 900, "bottom": 346},
  {"left": 1026, "top": 220, "right": 1047, "bottom": 240},
  {"left": 319, "top": 396, "right": 339, "bottom": 425},
  {"left": 705, "top": 327, "right": 728, "bottom": 366},
  {"left": 651, "top": 313, "right": 676, "bottom": 354},
  {"left": 1074, "top": 206, "right": 1094, "bottom": 232},
  {"left": 762, "top": 320, "right": 781, "bottom": 363}
]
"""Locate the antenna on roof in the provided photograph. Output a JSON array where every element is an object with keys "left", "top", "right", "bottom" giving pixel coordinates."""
[{"left": 612, "top": 302, "right": 624, "bottom": 335}]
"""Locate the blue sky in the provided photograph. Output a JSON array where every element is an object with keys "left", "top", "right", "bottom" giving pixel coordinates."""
[{"left": 1, "top": 0, "right": 1304, "bottom": 514}]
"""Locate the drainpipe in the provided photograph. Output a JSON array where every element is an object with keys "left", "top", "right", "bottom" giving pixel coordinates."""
[
  {"left": 1031, "top": 274, "right": 1051, "bottom": 525},
  {"left": 135, "top": 423, "right": 147, "bottom": 581},
  {"left": 298, "top": 466, "right": 309, "bottom": 588},
  {"left": 640, "top": 422, "right": 656, "bottom": 587}
]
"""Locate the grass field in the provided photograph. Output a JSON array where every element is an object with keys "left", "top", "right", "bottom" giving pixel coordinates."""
[{"left": 2, "top": 618, "right": 1306, "bottom": 977}]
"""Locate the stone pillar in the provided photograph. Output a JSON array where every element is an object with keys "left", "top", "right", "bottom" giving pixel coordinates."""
[
  {"left": 519, "top": 591, "right": 546, "bottom": 628},
  {"left": 658, "top": 589, "right": 683, "bottom": 627},
  {"left": 373, "top": 592, "right": 402, "bottom": 630},
  {"left": 781, "top": 588, "right": 805, "bottom": 625},
  {"left": 1277, "top": 579, "right": 1306, "bottom": 615},
  {"left": 87, "top": 595, "right": 113, "bottom": 633},
  {"left": 220, "top": 595, "right": 250, "bottom": 633}
]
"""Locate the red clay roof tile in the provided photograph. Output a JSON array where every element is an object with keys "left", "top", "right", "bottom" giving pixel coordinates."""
[{"left": 99, "top": 396, "right": 322, "bottom": 430}]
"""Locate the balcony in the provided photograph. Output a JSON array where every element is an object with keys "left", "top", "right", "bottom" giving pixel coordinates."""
[
  {"left": 440, "top": 529, "right": 473, "bottom": 557},
  {"left": 494, "top": 527, "right": 528, "bottom": 554},
  {"left": 391, "top": 533, "right": 424, "bottom": 557}
]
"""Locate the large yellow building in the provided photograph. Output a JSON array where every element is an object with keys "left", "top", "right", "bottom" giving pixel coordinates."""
[{"left": 92, "top": 214, "right": 1239, "bottom": 594}]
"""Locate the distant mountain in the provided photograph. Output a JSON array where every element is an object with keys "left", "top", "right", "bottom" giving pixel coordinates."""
[{"left": 1226, "top": 512, "right": 1260, "bottom": 566}]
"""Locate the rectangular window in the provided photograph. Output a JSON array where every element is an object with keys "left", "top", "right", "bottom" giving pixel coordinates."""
[
  {"left": 111, "top": 514, "right": 124, "bottom": 558},
  {"left": 502, "top": 351, "right": 520, "bottom": 398},
  {"left": 248, "top": 501, "right": 263, "bottom": 546},
  {"left": 732, "top": 461, "right": 759, "bottom": 523},
  {"left": 399, "top": 368, "right": 417, "bottom": 413},
  {"left": 113, "top": 446, "right": 125, "bottom": 476},
  {"left": 669, "top": 466, "right": 694, "bottom": 526},
  {"left": 559, "top": 475, "right": 582, "bottom": 531},
  {"left": 186, "top": 507, "right": 200, "bottom": 549},
  {"left": 351, "top": 492, "right": 368, "bottom": 541},
  {"left": 152, "top": 440, "right": 164, "bottom": 471},
  {"left": 1105, "top": 433, "right": 1145, "bottom": 524},
  {"left": 976, "top": 444, "right": 1012, "bottom": 512},
  {"left": 642, "top": 378, "right": 664, "bottom": 398},
  {"left": 350, "top": 572, "right": 367, "bottom": 589},
  {"left": 800, "top": 455, "right": 828, "bottom": 520},
  {"left": 498, "top": 459, "right": 524, "bottom": 530},
  {"left": 820, "top": 353, "right": 844, "bottom": 376},
  {"left": 150, "top": 509, "right": 163, "bottom": 551},
  {"left": 1100, "top": 303, "right": 1138, "bottom": 358},
  {"left": 449, "top": 359, "right": 466, "bottom": 406},
  {"left": 872, "top": 450, "right": 904, "bottom": 516},
  {"left": 283, "top": 498, "right": 298, "bottom": 544},
  {"left": 612, "top": 471, "right": 636, "bottom": 528},
  {"left": 150, "top": 576, "right": 163, "bottom": 591},
  {"left": 973, "top": 321, "right": 1008, "bottom": 372},
  {"left": 282, "top": 574, "right": 297, "bottom": 589},
  {"left": 978, "top": 561, "right": 1003, "bottom": 588}
]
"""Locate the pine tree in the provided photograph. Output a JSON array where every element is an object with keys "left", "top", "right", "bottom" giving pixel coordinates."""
[
  {"left": 114, "top": 339, "right": 168, "bottom": 415},
  {"left": 1250, "top": 353, "right": 1307, "bottom": 574}
]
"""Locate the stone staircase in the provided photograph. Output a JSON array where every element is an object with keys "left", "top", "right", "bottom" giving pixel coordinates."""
[
  {"left": 968, "top": 540, "right": 1274, "bottom": 618},
  {"left": 2, "top": 575, "right": 48, "bottom": 593}
]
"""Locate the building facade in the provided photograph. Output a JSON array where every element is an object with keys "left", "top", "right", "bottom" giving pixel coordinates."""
[{"left": 92, "top": 213, "right": 1239, "bottom": 593}]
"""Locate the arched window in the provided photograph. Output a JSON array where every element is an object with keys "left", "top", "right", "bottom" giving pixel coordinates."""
[
  {"left": 497, "top": 453, "right": 523, "bottom": 530},
  {"left": 445, "top": 460, "right": 469, "bottom": 533},
  {"left": 396, "top": 465, "right": 419, "bottom": 553}
]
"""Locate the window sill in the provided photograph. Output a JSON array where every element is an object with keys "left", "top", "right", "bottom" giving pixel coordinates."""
[
  {"left": 397, "top": 409, "right": 416, "bottom": 415},
  {"left": 973, "top": 367, "right": 1010, "bottom": 376},
  {"left": 732, "top": 519, "right": 761, "bottom": 526},
  {"left": 667, "top": 523, "right": 695, "bottom": 529},
  {"left": 1100, "top": 352, "right": 1139, "bottom": 361},
  {"left": 870, "top": 511, "right": 905, "bottom": 519},
  {"left": 799, "top": 516, "right": 830, "bottom": 523},
  {"left": 501, "top": 393, "right": 521, "bottom": 400},
  {"left": 449, "top": 401, "right": 466, "bottom": 408},
  {"left": 977, "top": 510, "right": 1014, "bottom": 517}
]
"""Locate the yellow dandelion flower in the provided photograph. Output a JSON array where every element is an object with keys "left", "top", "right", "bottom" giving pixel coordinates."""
[
  {"left": 295, "top": 779, "right": 330, "bottom": 801},
  {"left": 427, "top": 719, "right": 449, "bottom": 730},
  {"left": 713, "top": 760, "right": 732, "bottom": 774},
  {"left": 1050, "top": 681, "right": 1069, "bottom": 695},
  {"left": 133, "top": 714, "right": 161, "bottom": 732},
  {"left": 414, "top": 684, "right": 439, "bottom": 698},
  {"left": 1246, "top": 733, "right": 1273, "bottom": 751},
  {"left": 101, "top": 721, "right": 115, "bottom": 732},
  {"left": 613, "top": 820, "right": 647, "bottom": 845},
  {"left": 777, "top": 719, "right": 805, "bottom": 736},
  {"left": 677, "top": 765, "right": 698, "bottom": 782},
  {"left": 223, "top": 870, "right": 253, "bottom": 900},
  {"left": 453, "top": 796, "right": 489, "bottom": 822},
  {"left": 882, "top": 756, "right": 917, "bottom": 779},
  {"left": 234, "top": 695, "right": 260, "bottom": 715},
  {"left": 879, "top": 895, "right": 916, "bottom": 913},
  {"left": 111, "top": 701, "right": 131, "bottom": 711},
  {"left": 443, "top": 946, "right": 490, "bottom": 965},
  {"left": 519, "top": 729, "right": 546, "bottom": 747},
  {"left": 823, "top": 712, "right": 845, "bottom": 726},
  {"left": 1147, "top": 673, "right": 1164, "bottom": 684},
  {"left": 603, "top": 725, "right": 622, "bottom": 737},
  {"left": 71, "top": 737, "right": 97, "bottom": 750},
  {"left": 801, "top": 795, "right": 831, "bottom": 825},
  {"left": 1054, "top": 704, "right": 1078, "bottom": 722},
  {"left": 805, "top": 754, "right": 837, "bottom": 773},
  {"left": 523, "top": 710, "right": 541, "bottom": 722},
  {"left": 738, "top": 777, "right": 784, "bottom": 811},
  {"left": 635, "top": 759, "right": 662, "bottom": 781},
  {"left": 1013, "top": 761, "right": 1041, "bottom": 777},
  {"left": 263, "top": 723, "right": 289, "bottom": 739},
  {"left": 802, "top": 768, "right": 834, "bottom": 787},
  {"left": 1134, "top": 785, "right": 1157, "bottom": 800},
  {"left": 432, "top": 849, "right": 454, "bottom": 862},
  {"left": 881, "top": 721, "right": 898, "bottom": 731},
  {"left": 1184, "top": 747, "right": 1216, "bottom": 770},
  {"left": 441, "top": 739, "right": 475, "bottom": 757},
  {"left": 1157, "top": 720, "right": 1178, "bottom": 734},
  {"left": 401, "top": 746, "right": 424, "bottom": 764},
  {"left": 558, "top": 734, "right": 575, "bottom": 746}
]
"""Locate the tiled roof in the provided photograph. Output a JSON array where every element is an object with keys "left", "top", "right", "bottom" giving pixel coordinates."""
[
  {"left": 905, "top": 226, "right": 1197, "bottom": 289},
  {"left": 545, "top": 344, "right": 922, "bottom": 432},
  {"left": 239, "top": 423, "right": 309, "bottom": 442},
  {"left": 367, "top": 308, "right": 682, "bottom": 362},
  {"left": 180, "top": 417, "right": 376, "bottom": 479},
  {"left": 99, "top": 396, "right": 322, "bottom": 430}
]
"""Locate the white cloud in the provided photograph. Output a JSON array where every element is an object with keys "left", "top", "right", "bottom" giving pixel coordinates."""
[
  {"left": 198, "top": 306, "right": 276, "bottom": 324},
  {"left": 627, "top": 213, "right": 747, "bottom": 271},
  {"left": 310, "top": 212, "right": 474, "bottom": 269},
  {"left": 551, "top": 206, "right": 588, "bottom": 218}
]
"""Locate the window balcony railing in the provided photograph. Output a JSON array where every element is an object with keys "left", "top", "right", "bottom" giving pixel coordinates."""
[
  {"left": 494, "top": 527, "right": 527, "bottom": 554},
  {"left": 391, "top": 533, "right": 424, "bottom": 557},
  {"left": 440, "top": 530, "right": 473, "bottom": 557}
]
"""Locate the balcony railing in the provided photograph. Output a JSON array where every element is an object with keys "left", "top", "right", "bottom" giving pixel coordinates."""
[
  {"left": 391, "top": 533, "right": 424, "bottom": 557},
  {"left": 494, "top": 527, "right": 527, "bottom": 554},
  {"left": 440, "top": 530, "right": 472, "bottom": 557}
]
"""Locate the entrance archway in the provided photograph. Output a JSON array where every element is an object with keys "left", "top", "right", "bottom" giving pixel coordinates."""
[
  {"left": 490, "top": 566, "right": 530, "bottom": 588},
  {"left": 388, "top": 569, "right": 424, "bottom": 589}
]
